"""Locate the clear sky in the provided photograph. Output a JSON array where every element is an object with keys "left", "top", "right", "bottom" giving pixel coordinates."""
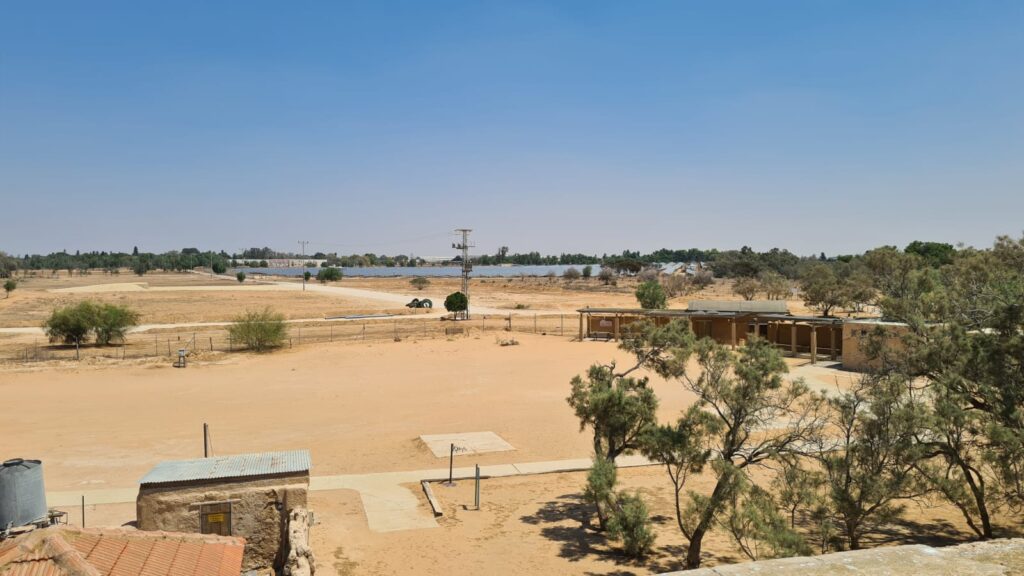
[{"left": 2, "top": 1, "right": 1022, "bottom": 258}]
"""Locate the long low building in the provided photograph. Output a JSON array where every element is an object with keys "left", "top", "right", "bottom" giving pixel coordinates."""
[{"left": 577, "top": 300, "right": 847, "bottom": 364}]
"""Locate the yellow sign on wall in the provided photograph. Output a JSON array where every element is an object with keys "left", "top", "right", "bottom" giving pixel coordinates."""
[{"left": 206, "top": 513, "right": 225, "bottom": 523}]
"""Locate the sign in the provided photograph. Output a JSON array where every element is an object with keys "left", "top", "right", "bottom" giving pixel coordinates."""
[{"left": 206, "top": 513, "right": 225, "bottom": 523}]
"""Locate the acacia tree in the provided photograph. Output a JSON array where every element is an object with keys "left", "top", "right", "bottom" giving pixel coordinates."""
[
  {"left": 800, "top": 263, "right": 848, "bottom": 317},
  {"left": 873, "top": 236, "right": 1024, "bottom": 536},
  {"left": 732, "top": 277, "right": 760, "bottom": 301},
  {"left": 811, "top": 374, "right": 926, "bottom": 550},
  {"left": 3, "top": 279, "right": 15, "bottom": 298},
  {"left": 627, "top": 321, "right": 825, "bottom": 569},
  {"left": 758, "top": 270, "right": 790, "bottom": 301}
]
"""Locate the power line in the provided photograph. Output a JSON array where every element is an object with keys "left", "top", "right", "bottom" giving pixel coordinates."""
[{"left": 453, "top": 229, "right": 473, "bottom": 319}]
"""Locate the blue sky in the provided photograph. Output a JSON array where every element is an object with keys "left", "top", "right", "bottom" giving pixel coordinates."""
[{"left": 1, "top": 1, "right": 1022, "bottom": 257}]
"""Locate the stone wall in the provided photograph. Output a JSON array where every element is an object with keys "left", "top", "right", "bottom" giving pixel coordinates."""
[{"left": 137, "top": 474, "right": 308, "bottom": 573}]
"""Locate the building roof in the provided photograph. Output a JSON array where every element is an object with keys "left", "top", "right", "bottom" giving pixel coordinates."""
[
  {"left": 0, "top": 526, "right": 244, "bottom": 576},
  {"left": 139, "top": 450, "right": 310, "bottom": 486},
  {"left": 687, "top": 300, "right": 789, "bottom": 314}
]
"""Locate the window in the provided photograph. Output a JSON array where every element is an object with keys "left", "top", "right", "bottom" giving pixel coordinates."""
[{"left": 200, "top": 502, "right": 232, "bottom": 536}]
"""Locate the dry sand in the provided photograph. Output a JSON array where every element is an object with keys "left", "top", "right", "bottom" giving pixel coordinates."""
[{"left": 0, "top": 334, "right": 696, "bottom": 490}]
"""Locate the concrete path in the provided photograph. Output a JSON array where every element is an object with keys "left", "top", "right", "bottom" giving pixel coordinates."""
[{"left": 48, "top": 455, "right": 654, "bottom": 533}]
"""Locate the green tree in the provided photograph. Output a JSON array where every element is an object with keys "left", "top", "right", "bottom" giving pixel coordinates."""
[
  {"left": 236, "top": 271, "right": 246, "bottom": 283},
  {"left": 871, "top": 235, "right": 1024, "bottom": 536},
  {"left": 732, "top": 277, "right": 760, "bottom": 301},
  {"left": 628, "top": 324, "right": 824, "bottom": 569},
  {"left": 93, "top": 303, "right": 140, "bottom": 345},
  {"left": 303, "top": 270, "right": 312, "bottom": 283},
  {"left": 905, "top": 240, "right": 955, "bottom": 267},
  {"left": 812, "top": 374, "right": 925, "bottom": 550},
  {"left": 719, "top": 480, "right": 810, "bottom": 560},
  {"left": 3, "top": 279, "right": 16, "bottom": 298},
  {"left": 758, "top": 270, "right": 790, "bottom": 301},
  {"left": 211, "top": 260, "right": 227, "bottom": 274},
  {"left": 44, "top": 302, "right": 99, "bottom": 345},
  {"left": 568, "top": 364, "right": 659, "bottom": 462},
  {"left": 800, "top": 263, "right": 848, "bottom": 317},
  {"left": 635, "top": 280, "right": 667, "bottom": 309},
  {"left": 608, "top": 491, "right": 656, "bottom": 558},
  {"left": 771, "top": 457, "right": 824, "bottom": 529},
  {"left": 444, "top": 291, "right": 468, "bottom": 318},
  {"left": 410, "top": 276, "right": 430, "bottom": 291},
  {"left": 317, "top": 267, "right": 342, "bottom": 283},
  {"left": 582, "top": 265, "right": 593, "bottom": 278},
  {"left": 227, "top": 307, "right": 288, "bottom": 352},
  {"left": 583, "top": 455, "right": 618, "bottom": 531}
]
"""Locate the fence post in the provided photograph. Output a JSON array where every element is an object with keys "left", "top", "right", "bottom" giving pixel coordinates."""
[
  {"left": 560, "top": 314, "right": 564, "bottom": 336},
  {"left": 363, "top": 324, "right": 366, "bottom": 340},
  {"left": 209, "top": 337, "right": 213, "bottom": 351},
  {"left": 76, "top": 341, "right": 80, "bottom": 360},
  {"left": 154, "top": 335, "right": 158, "bottom": 357}
]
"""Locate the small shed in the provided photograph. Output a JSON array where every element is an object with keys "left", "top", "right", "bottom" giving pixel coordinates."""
[{"left": 136, "top": 449, "right": 311, "bottom": 573}]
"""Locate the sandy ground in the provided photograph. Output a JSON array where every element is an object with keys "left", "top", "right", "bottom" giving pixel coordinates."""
[
  {"left": 1, "top": 325, "right": 1002, "bottom": 576},
  {"left": 0, "top": 271, "right": 898, "bottom": 575},
  {"left": 0, "top": 335, "right": 698, "bottom": 490},
  {"left": 0, "top": 271, "right": 817, "bottom": 329}
]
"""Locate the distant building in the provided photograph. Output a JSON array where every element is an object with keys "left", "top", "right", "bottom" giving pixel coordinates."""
[
  {"left": 0, "top": 525, "right": 244, "bottom": 576},
  {"left": 577, "top": 300, "right": 845, "bottom": 364},
  {"left": 137, "top": 450, "right": 311, "bottom": 573},
  {"left": 263, "top": 259, "right": 327, "bottom": 268}
]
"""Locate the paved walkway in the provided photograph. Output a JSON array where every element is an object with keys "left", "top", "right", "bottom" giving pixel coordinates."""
[{"left": 48, "top": 455, "right": 654, "bottom": 533}]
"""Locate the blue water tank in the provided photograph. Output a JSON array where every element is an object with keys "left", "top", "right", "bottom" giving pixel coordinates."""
[{"left": 0, "top": 459, "right": 47, "bottom": 528}]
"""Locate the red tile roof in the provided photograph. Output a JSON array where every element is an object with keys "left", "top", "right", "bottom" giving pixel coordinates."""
[{"left": 0, "top": 526, "right": 244, "bottom": 576}]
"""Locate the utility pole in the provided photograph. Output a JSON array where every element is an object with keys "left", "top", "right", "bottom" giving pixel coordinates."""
[
  {"left": 453, "top": 229, "right": 473, "bottom": 319},
  {"left": 298, "top": 240, "right": 309, "bottom": 291}
]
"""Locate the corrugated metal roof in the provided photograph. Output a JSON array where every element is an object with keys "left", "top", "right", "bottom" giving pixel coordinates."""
[
  {"left": 688, "top": 300, "right": 789, "bottom": 314},
  {"left": 139, "top": 450, "right": 310, "bottom": 486}
]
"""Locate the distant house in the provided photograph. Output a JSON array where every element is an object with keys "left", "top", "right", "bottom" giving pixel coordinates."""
[
  {"left": 136, "top": 450, "right": 311, "bottom": 573},
  {"left": 577, "top": 300, "right": 845, "bottom": 364},
  {"left": 0, "top": 525, "right": 244, "bottom": 576}
]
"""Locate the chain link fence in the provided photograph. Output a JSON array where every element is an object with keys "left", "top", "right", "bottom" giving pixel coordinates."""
[{"left": 1, "top": 313, "right": 578, "bottom": 365}]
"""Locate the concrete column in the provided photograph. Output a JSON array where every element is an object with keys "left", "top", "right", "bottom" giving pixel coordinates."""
[
  {"left": 790, "top": 322, "right": 797, "bottom": 356},
  {"left": 810, "top": 326, "right": 818, "bottom": 365},
  {"left": 730, "top": 319, "right": 737, "bottom": 348},
  {"left": 830, "top": 327, "right": 837, "bottom": 361},
  {"left": 613, "top": 316, "right": 621, "bottom": 340}
]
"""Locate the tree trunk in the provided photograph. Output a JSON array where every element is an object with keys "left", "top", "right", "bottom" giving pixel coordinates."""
[
  {"left": 959, "top": 463, "right": 993, "bottom": 539},
  {"left": 685, "top": 525, "right": 708, "bottom": 569},
  {"left": 684, "top": 475, "right": 731, "bottom": 569}
]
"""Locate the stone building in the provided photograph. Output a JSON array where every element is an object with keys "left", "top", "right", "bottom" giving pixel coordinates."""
[{"left": 136, "top": 449, "right": 311, "bottom": 574}]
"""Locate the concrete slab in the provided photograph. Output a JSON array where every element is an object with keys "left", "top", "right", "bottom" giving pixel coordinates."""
[{"left": 419, "top": 431, "right": 515, "bottom": 458}]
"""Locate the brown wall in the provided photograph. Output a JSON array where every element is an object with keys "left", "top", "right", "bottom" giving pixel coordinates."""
[
  {"left": 137, "top": 474, "right": 309, "bottom": 572},
  {"left": 842, "top": 322, "right": 908, "bottom": 371}
]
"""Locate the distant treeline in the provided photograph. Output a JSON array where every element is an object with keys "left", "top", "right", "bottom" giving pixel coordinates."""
[{"left": 0, "top": 241, "right": 957, "bottom": 279}]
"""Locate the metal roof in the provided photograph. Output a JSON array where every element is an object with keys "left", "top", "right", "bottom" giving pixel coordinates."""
[
  {"left": 139, "top": 449, "right": 311, "bottom": 486},
  {"left": 688, "top": 300, "right": 789, "bottom": 314}
]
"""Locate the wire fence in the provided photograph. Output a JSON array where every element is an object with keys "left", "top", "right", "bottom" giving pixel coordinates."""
[{"left": 0, "top": 313, "right": 579, "bottom": 365}]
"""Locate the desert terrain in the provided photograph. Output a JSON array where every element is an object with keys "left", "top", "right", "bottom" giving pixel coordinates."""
[{"left": 0, "top": 272, "right": 1004, "bottom": 576}]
